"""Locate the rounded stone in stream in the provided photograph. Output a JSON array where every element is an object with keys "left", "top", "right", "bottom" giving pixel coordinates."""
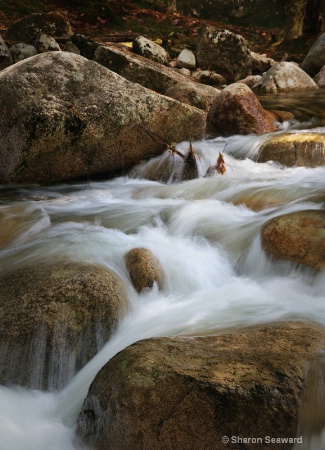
[
  {"left": 262, "top": 210, "right": 325, "bottom": 271},
  {"left": 0, "top": 262, "right": 128, "bottom": 390},
  {"left": 76, "top": 322, "right": 325, "bottom": 450},
  {"left": 125, "top": 247, "right": 163, "bottom": 292},
  {"left": 257, "top": 132, "right": 325, "bottom": 167}
]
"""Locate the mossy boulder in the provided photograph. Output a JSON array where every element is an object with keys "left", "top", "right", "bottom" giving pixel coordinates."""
[
  {"left": 0, "top": 261, "right": 128, "bottom": 390},
  {"left": 76, "top": 322, "right": 325, "bottom": 450},
  {"left": 4, "top": 12, "right": 72, "bottom": 43}
]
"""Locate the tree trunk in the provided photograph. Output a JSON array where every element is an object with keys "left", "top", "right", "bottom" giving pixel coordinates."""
[
  {"left": 284, "top": 0, "right": 308, "bottom": 40},
  {"left": 319, "top": 0, "right": 325, "bottom": 32},
  {"left": 305, "top": 0, "right": 325, "bottom": 32}
]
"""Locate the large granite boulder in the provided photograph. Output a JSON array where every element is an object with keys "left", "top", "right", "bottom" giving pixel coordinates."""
[
  {"left": 301, "top": 32, "right": 325, "bottom": 77},
  {"left": 4, "top": 12, "right": 72, "bottom": 43},
  {"left": 0, "top": 51, "right": 206, "bottom": 184},
  {"left": 76, "top": 321, "right": 325, "bottom": 450},
  {"left": 165, "top": 81, "right": 220, "bottom": 111},
  {"left": 257, "top": 132, "right": 325, "bottom": 167},
  {"left": 253, "top": 62, "right": 319, "bottom": 93},
  {"left": 0, "top": 202, "right": 49, "bottom": 248},
  {"left": 196, "top": 27, "right": 252, "bottom": 82},
  {"left": 262, "top": 210, "right": 325, "bottom": 270},
  {"left": 208, "top": 82, "right": 276, "bottom": 135},
  {"left": 73, "top": 34, "right": 189, "bottom": 94},
  {"left": 0, "top": 261, "right": 128, "bottom": 390},
  {"left": 71, "top": 36, "right": 215, "bottom": 111}
]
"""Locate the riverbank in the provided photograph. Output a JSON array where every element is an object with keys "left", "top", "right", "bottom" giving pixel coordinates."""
[{"left": 0, "top": 0, "right": 318, "bottom": 62}]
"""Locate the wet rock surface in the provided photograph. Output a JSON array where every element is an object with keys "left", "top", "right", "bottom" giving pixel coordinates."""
[
  {"left": 77, "top": 321, "right": 325, "bottom": 450},
  {"left": 262, "top": 210, "right": 325, "bottom": 270},
  {"left": 0, "top": 261, "right": 128, "bottom": 390}
]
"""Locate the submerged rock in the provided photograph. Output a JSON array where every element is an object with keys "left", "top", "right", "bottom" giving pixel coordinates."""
[
  {"left": 0, "top": 261, "right": 128, "bottom": 390},
  {"left": 76, "top": 321, "right": 325, "bottom": 450},
  {"left": 262, "top": 210, "right": 325, "bottom": 270},
  {"left": 0, "top": 51, "right": 206, "bottom": 184},
  {"left": 258, "top": 132, "right": 325, "bottom": 167},
  {"left": 0, "top": 203, "right": 49, "bottom": 248},
  {"left": 208, "top": 82, "right": 276, "bottom": 135},
  {"left": 125, "top": 247, "right": 163, "bottom": 292}
]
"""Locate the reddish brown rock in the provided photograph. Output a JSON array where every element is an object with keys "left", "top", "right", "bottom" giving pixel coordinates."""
[
  {"left": 208, "top": 82, "right": 277, "bottom": 135},
  {"left": 262, "top": 210, "right": 325, "bottom": 270}
]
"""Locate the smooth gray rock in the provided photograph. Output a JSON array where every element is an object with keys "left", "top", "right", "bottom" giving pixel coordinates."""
[
  {"left": 176, "top": 48, "right": 196, "bottom": 69},
  {"left": 253, "top": 62, "right": 318, "bottom": 93},
  {"left": 301, "top": 33, "right": 325, "bottom": 77},
  {"left": 9, "top": 43, "right": 38, "bottom": 63},
  {"left": 133, "top": 36, "right": 170, "bottom": 65}
]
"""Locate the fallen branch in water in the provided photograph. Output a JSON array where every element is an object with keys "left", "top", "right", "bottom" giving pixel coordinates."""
[{"left": 168, "top": 145, "right": 185, "bottom": 158}]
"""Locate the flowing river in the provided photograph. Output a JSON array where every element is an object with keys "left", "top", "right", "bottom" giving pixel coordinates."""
[{"left": 0, "top": 93, "right": 325, "bottom": 449}]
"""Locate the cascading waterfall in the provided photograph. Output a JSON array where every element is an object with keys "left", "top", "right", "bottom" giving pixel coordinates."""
[{"left": 0, "top": 116, "right": 325, "bottom": 449}]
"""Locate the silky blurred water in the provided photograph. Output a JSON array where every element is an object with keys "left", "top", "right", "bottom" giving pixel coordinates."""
[{"left": 0, "top": 126, "right": 324, "bottom": 450}]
